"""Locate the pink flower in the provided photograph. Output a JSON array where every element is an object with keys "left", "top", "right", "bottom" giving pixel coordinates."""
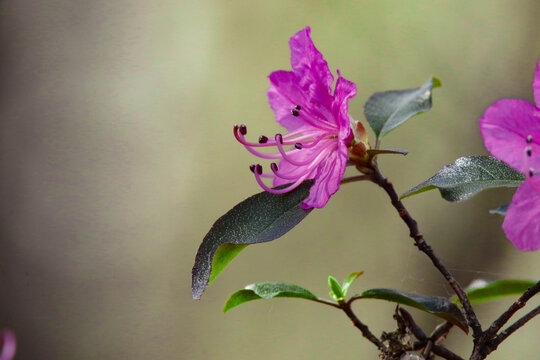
[
  {"left": 234, "top": 27, "right": 357, "bottom": 209},
  {"left": 479, "top": 60, "right": 540, "bottom": 251},
  {"left": 0, "top": 329, "right": 16, "bottom": 360}
]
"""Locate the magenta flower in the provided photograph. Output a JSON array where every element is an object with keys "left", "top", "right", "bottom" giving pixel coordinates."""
[
  {"left": 0, "top": 329, "right": 16, "bottom": 360},
  {"left": 234, "top": 27, "right": 357, "bottom": 209},
  {"left": 479, "top": 60, "right": 540, "bottom": 251}
]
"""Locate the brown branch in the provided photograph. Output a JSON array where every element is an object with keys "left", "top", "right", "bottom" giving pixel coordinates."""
[
  {"left": 494, "top": 304, "right": 540, "bottom": 346},
  {"left": 483, "top": 280, "right": 540, "bottom": 340},
  {"left": 430, "top": 321, "right": 454, "bottom": 342},
  {"left": 399, "top": 307, "right": 427, "bottom": 341},
  {"left": 340, "top": 174, "right": 372, "bottom": 185},
  {"left": 370, "top": 165, "right": 482, "bottom": 337},
  {"left": 340, "top": 301, "right": 386, "bottom": 351},
  {"left": 475, "top": 304, "right": 540, "bottom": 358},
  {"left": 432, "top": 344, "right": 465, "bottom": 360}
]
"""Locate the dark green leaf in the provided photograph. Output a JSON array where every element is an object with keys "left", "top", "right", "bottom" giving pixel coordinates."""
[
  {"left": 223, "top": 282, "right": 319, "bottom": 313},
  {"left": 401, "top": 156, "right": 524, "bottom": 202},
  {"left": 364, "top": 77, "right": 441, "bottom": 138},
  {"left": 328, "top": 276, "right": 344, "bottom": 300},
  {"left": 341, "top": 271, "right": 364, "bottom": 296},
  {"left": 460, "top": 279, "right": 537, "bottom": 305},
  {"left": 489, "top": 203, "right": 510, "bottom": 216},
  {"left": 367, "top": 148, "right": 408, "bottom": 156},
  {"left": 192, "top": 181, "right": 313, "bottom": 299},
  {"left": 358, "top": 288, "right": 468, "bottom": 333}
]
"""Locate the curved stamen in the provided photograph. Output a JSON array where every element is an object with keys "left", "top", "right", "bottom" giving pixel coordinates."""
[
  {"left": 275, "top": 134, "right": 335, "bottom": 166},
  {"left": 270, "top": 162, "right": 313, "bottom": 180},
  {"left": 254, "top": 168, "right": 309, "bottom": 194},
  {"left": 234, "top": 125, "right": 319, "bottom": 148},
  {"left": 294, "top": 134, "right": 329, "bottom": 150}
]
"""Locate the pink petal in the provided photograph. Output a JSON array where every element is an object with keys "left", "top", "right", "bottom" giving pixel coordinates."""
[
  {"left": 301, "top": 142, "right": 348, "bottom": 209},
  {"left": 503, "top": 181, "right": 540, "bottom": 251},
  {"left": 268, "top": 71, "right": 327, "bottom": 132},
  {"left": 289, "top": 27, "right": 334, "bottom": 94},
  {"left": 267, "top": 70, "right": 306, "bottom": 131},
  {"left": 534, "top": 60, "right": 540, "bottom": 107},
  {"left": 0, "top": 330, "right": 16, "bottom": 360},
  {"left": 479, "top": 99, "right": 540, "bottom": 173},
  {"left": 287, "top": 28, "right": 335, "bottom": 125},
  {"left": 333, "top": 73, "right": 357, "bottom": 142}
]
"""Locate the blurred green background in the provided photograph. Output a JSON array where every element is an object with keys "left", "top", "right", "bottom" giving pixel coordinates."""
[{"left": 1, "top": 1, "right": 539, "bottom": 359}]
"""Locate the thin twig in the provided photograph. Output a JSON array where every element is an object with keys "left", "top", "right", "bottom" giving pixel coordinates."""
[
  {"left": 309, "top": 298, "right": 341, "bottom": 309},
  {"left": 432, "top": 344, "right": 465, "bottom": 360},
  {"left": 399, "top": 307, "right": 427, "bottom": 341},
  {"left": 340, "top": 174, "right": 372, "bottom": 185},
  {"left": 483, "top": 280, "right": 540, "bottom": 340},
  {"left": 340, "top": 301, "right": 386, "bottom": 351},
  {"left": 430, "top": 321, "right": 453, "bottom": 343},
  {"left": 469, "top": 281, "right": 540, "bottom": 359},
  {"left": 494, "top": 304, "right": 540, "bottom": 345},
  {"left": 369, "top": 165, "right": 482, "bottom": 337}
]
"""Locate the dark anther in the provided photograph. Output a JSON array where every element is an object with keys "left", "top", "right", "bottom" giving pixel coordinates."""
[
  {"left": 529, "top": 168, "right": 535, "bottom": 178},
  {"left": 255, "top": 164, "right": 263, "bottom": 175},
  {"left": 526, "top": 146, "right": 532, "bottom": 157},
  {"left": 270, "top": 163, "right": 278, "bottom": 173},
  {"left": 239, "top": 124, "right": 247, "bottom": 135},
  {"left": 295, "top": 143, "right": 303, "bottom": 149},
  {"left": 258, "top": 135, "right": 268, "bottom": 144},
  {"left": 527, "top": 135, "right": 533, "bottom": 143},
  {"left": 249, "top": 164, "right": 256, "bottom": 173},
  {"left": 295, "top": 105, "right": 301, "bottom": 110},
  {"left": 291, "top": 109, "right": 299, "bottom": 117},
  {"left": 275, "top": 134, "right": 283, "bottom": 144}
]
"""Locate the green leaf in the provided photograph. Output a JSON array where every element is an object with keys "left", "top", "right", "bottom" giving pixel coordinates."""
[
  {"left": 208, "top": 244, "right": 248, "bottom": 284},
  {"left": 366, "top": 148, "right": 408, "bottom": 157},
  {"left": 364, "top": 77, "right": 441, "bottom": 138},
  {"left": 192, "top": 181, "right": 313, "bottom": 300},
  {"left": 358, "top": 288, "right": 468, "bottom": 333},
  {"left": 460, "top": 279, "right": 537, "bottom": 305},
  {"left": 401, "top": 156, "right": 524, "bottom": 202},
  {"left": 328, "top": 276, "right": 344, "bottom": 300},
  {"left": 223, "top": 282, "right": 319, "bottom": 313},
  {"left": 341, "top": 271, "right": 364, "bottom": 296},
  {"left": 489, "top": 203, "right": 510, "bottom": 216}
]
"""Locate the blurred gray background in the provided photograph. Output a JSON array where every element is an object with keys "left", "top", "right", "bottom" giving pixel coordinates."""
[{"left": 1, "top": 1, "right": 539, "bottom": 359}]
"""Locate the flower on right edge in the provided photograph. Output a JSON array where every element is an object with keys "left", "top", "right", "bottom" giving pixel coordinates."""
[
  {"left": 479, "top": 59, "right": 540, "bottom": 251},
  {"left": 0, "top": 329, "right": 16, "bottom": 360}
]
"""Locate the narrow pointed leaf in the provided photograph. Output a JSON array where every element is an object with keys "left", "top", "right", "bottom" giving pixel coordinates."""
[
  {"left": 341, "top": 271, "right": 364, "bottom": 296},
  {"left": 192, "top": 181, "right": 313, "bottom": 300},
  {"left": 358, "top": 288, "right": 468, "bottom": 333},
  {"left": 364, "top": 77, "right": 441, "bottom": 138},
  {"left": 456, "top": 279, "right": 538, "bottom": 305},
  {"left": 489, "top": 203, "right": 510, "bottom": 216},
  {"left": 223, "top": 282, "right": 319, "bottom": 313},
  {"left": 401, "top": 156, "right": 524, "bottom": 202},
  {"left": 328, "top": 276, "right": 344, "bottom": 300}
]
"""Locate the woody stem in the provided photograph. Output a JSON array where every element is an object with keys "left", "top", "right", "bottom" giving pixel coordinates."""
[{"left": 369, "top": 165, "right": 482, "bottom": 337}]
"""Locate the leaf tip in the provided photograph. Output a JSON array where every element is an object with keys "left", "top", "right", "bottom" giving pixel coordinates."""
[{"left": 432, "top": 76, "right": 442, "bottom": 88}]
